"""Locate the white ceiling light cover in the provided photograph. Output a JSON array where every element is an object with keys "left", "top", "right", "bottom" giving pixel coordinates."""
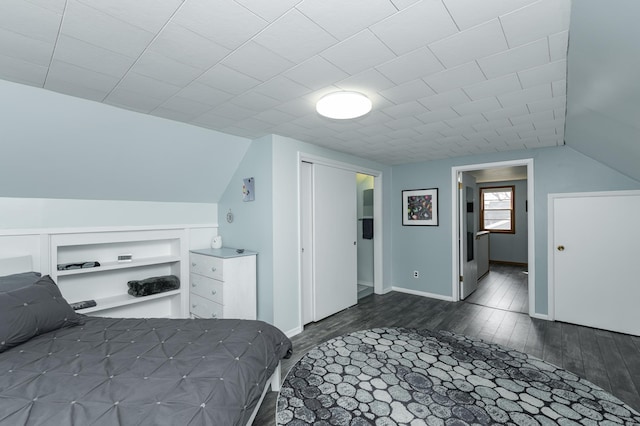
[{"left": 316, "top": 91, "right": 373, "bottom": 119}]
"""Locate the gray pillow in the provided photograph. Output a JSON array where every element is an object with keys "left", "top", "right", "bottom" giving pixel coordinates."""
[
  {"left": 0, "top": 271, "right": 42, "bottom": 292},
  {"left": 0, "top": 275, "right": 84, "bottom": 353}
]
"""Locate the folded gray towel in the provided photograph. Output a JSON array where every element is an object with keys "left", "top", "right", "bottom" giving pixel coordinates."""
[{"left": 127, "top": 275, "right": 180, "bottom": 297}]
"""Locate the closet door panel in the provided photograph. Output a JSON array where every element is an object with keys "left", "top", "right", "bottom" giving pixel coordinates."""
[
  {"left": 553, "top": 192, "right": 640, "bottom": 336},
  {"left": 313, "top": 164, "right": 357, "bottom": 321}
]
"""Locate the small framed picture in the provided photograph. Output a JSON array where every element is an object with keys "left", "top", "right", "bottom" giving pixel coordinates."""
[
  {"left": 243, "top": 177, "right": 255, "bottom": 202},
  {"left": 402, "top": 188, "right": 438, "bottom": 226}
]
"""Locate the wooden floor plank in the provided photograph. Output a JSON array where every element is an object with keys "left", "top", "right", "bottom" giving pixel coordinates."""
[
  {"left": 595, "top": 331, "right": 639, "bottom": 400},
  {"left": 507, "top": 316, "right": 531, "bottom": 352},
  {"left": 560, "top": 322, "right": 585, "bottom": 378},
  {"left": 578, "top": 326, "right": 613, "bottom": 393},
  {"left": 465, "top": 263, "right": 528, "bottom": 314},
  {"left": 523, "top": 318, "right": 546, "bottom": 359},
  {"left": 611, "top": 333, "right": 640, "bottom": 398}
]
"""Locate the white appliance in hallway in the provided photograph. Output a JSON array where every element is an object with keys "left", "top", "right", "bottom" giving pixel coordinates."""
[{"left": 300, "top": 161, "right": 358, "bottom": 323}]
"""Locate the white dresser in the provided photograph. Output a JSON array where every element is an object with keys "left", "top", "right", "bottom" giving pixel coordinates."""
[{"left": 189, "top": 248, "right": 257, "bottom": 320}]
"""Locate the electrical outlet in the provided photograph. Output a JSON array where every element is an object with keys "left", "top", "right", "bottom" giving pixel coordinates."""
[{"left": 413, "top": 270, "right": 419, "bottom": 278}]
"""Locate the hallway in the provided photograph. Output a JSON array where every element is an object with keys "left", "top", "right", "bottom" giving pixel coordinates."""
[{"left": 465, "top": 263, "right": 528, "bottom": 313}]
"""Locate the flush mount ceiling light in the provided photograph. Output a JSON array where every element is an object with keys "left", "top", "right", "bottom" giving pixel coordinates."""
[{"left": 316, "top": 91, "right": 372, "bottom": 119}]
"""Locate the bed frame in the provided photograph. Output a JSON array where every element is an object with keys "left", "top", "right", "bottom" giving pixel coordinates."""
[{"left": 248, "top": 364, "right": 282, "bottom": 425}]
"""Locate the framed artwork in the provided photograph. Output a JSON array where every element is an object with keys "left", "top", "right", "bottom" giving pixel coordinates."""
[
  {"left": 242, "top": 177, "right": 255, "bottom": 202},
  {"left": 402, "top": 188, "right": 438, "bottom": 226}
]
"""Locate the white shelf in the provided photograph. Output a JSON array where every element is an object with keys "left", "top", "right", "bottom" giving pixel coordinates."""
[
  {"left": 76, "top": 289, "right": 181, "bottom": 314},
  {"left": 50, "top": 228, "right": 190, "bottom": 318},
  {"left": 56, "top": 255, "right": 181, "bottom": 276}
]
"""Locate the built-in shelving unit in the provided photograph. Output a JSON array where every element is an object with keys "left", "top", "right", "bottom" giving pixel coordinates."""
[{"left": 50, "top": 229, "right": 189, "bottom": 318}]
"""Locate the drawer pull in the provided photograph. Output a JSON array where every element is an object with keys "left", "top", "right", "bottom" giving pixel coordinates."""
[
  {"left": 211, "top": 313, "right": 217, "bottom": 318},
  {"left": 191, "top": 283, "right": 196, "bottom": 287},
  {"left": 192, "top": 304, "right": 197, "bottom": 308},
  {"left": 191, "top": 262, "right": 196, "bottom": 267},
  {"left": 211, "top": 267, "right": 217, "bottom": 272},
  {"left": 211, "top": 290, "right": 217, "bottom": 295}
]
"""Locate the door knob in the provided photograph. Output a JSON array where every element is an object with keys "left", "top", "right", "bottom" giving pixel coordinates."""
[{"left": 557, "top": 245, "right": 565, "bottom": 251}]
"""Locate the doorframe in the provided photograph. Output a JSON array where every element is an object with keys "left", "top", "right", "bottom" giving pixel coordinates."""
[
  {"left": 450, "top": 158, "right": 536, "bottom": 317},
  {"left": 297, "top": 153, "right": 384, "bottom": 329}
]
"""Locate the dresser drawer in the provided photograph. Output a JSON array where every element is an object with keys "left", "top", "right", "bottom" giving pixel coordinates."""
[
  {"left": 190, "top": 253, "right": 223, "bottom": 280},
  {"left": 190, "top": 273, "right": 223, "bottom": 305},
  {"left": 190, "top": 293, "right": 223, "bottom": 319}
]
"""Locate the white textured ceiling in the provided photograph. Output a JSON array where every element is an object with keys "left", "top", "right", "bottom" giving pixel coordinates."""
[{"left": 0, "top": 0, "right": 570, "bottom": 165}]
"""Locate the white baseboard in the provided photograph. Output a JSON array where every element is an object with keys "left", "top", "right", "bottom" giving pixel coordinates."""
[
  {"left": 530, "top": 312, "right": 550, "bottom": 321},
  {"left": 357, "top": 281, "right": 374, "bottom": 287},
  {"left": 391, "top": 286, "right": 454, "bottom": 302},
  {"left": 284, "top": 325, "right": 303, "bottom": 338},
  {"left": 378, "top": 287, "right": 393, "bottom": 295}
]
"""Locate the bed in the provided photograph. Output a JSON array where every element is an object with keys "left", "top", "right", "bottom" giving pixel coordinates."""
[{"left": 0, "top": 256, "right": 292, "bottom": 426}]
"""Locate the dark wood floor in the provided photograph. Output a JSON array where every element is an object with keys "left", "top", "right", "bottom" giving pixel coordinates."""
[
  {"left": 465, "top": 263, "right": 529, "bottom": 313},
  {"left": 253, "top": 288, "right": 640, "bottom": 425}
]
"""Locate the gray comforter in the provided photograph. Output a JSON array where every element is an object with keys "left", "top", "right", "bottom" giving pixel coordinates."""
[{"left": 0, "top": 316, "right": 292, "bottom": 425}]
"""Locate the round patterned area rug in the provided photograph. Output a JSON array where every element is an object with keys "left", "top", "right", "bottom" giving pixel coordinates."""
[{"left": 276, "top": 328, "right": 640, "bottom": 425}]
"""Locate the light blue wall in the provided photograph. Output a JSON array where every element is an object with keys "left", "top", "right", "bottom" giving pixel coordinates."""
[
  {"left": 478, "top": 179, "right": 528, "bottom": 264},
  {"left": 0, "top": 79, "right": 250, "bottom": 203},
  {"left": 565, "top": 0, "right": 640, "bottom": 182},
  {"left": 271, "top": 135, "right": 392, "bottom": 334},
  {"left": 393, "top": 160, "right": 452, "bottom": 297},
  {"left": 392, "top": 145, "right": 640, "bottom": 315},
  {"left": 217, "top": 135, "right": 274, "bottom": 323},
  {"left": 0, "top": 197, "right": 217, "bottom": 229}
]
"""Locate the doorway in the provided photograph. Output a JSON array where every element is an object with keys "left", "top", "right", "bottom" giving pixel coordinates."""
[
  {"left": 299, "top": 156, "right": 383, "bottom": 328},
  {"left": 357, "top": 173, "right": 375, "bottom": 300},
  {"left": 451, "top": 159, "right": 535, "bottom": 316}
]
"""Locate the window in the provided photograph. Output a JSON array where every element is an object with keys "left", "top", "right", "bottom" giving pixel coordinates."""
[{"left": 480, "top": 186, "right": 515, "bottom": 233}]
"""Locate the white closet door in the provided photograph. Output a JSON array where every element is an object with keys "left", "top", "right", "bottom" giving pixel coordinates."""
[
  {"left": 553, "top": 192, "right": 640, "bottom": 336},
  {"left": 313, "top": 164, "right": 357, "bottom": 321}
]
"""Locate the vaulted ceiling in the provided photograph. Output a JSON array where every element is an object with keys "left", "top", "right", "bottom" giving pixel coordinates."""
[{"left": 0, "top": 0, "right": 570, "bottom": 165}]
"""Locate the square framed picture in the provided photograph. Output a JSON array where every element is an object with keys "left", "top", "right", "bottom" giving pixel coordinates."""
[{"left": 402, "top": 188, "right": 438, "bottom": 226}]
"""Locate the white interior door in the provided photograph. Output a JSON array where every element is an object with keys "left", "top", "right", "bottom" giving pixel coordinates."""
[
  {"left": 313, "top": 164, "right": 357, "bottom": 321},
  {"left": 300, "top": 161, "right": 314, "bottom": 325},
  {"left": 459, "top": 172, "right": 478, "bottom": 299},
  {"left": 553, "top": 192, "right": 640, "bottom": 336}
]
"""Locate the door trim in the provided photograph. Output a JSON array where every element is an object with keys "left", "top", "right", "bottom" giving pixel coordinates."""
[
  {"left": 297, "top": 153, "right": 384, "bottom": 330},
  {"left": 451, "top": 159, "right": 536, "bottom": 316}
]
